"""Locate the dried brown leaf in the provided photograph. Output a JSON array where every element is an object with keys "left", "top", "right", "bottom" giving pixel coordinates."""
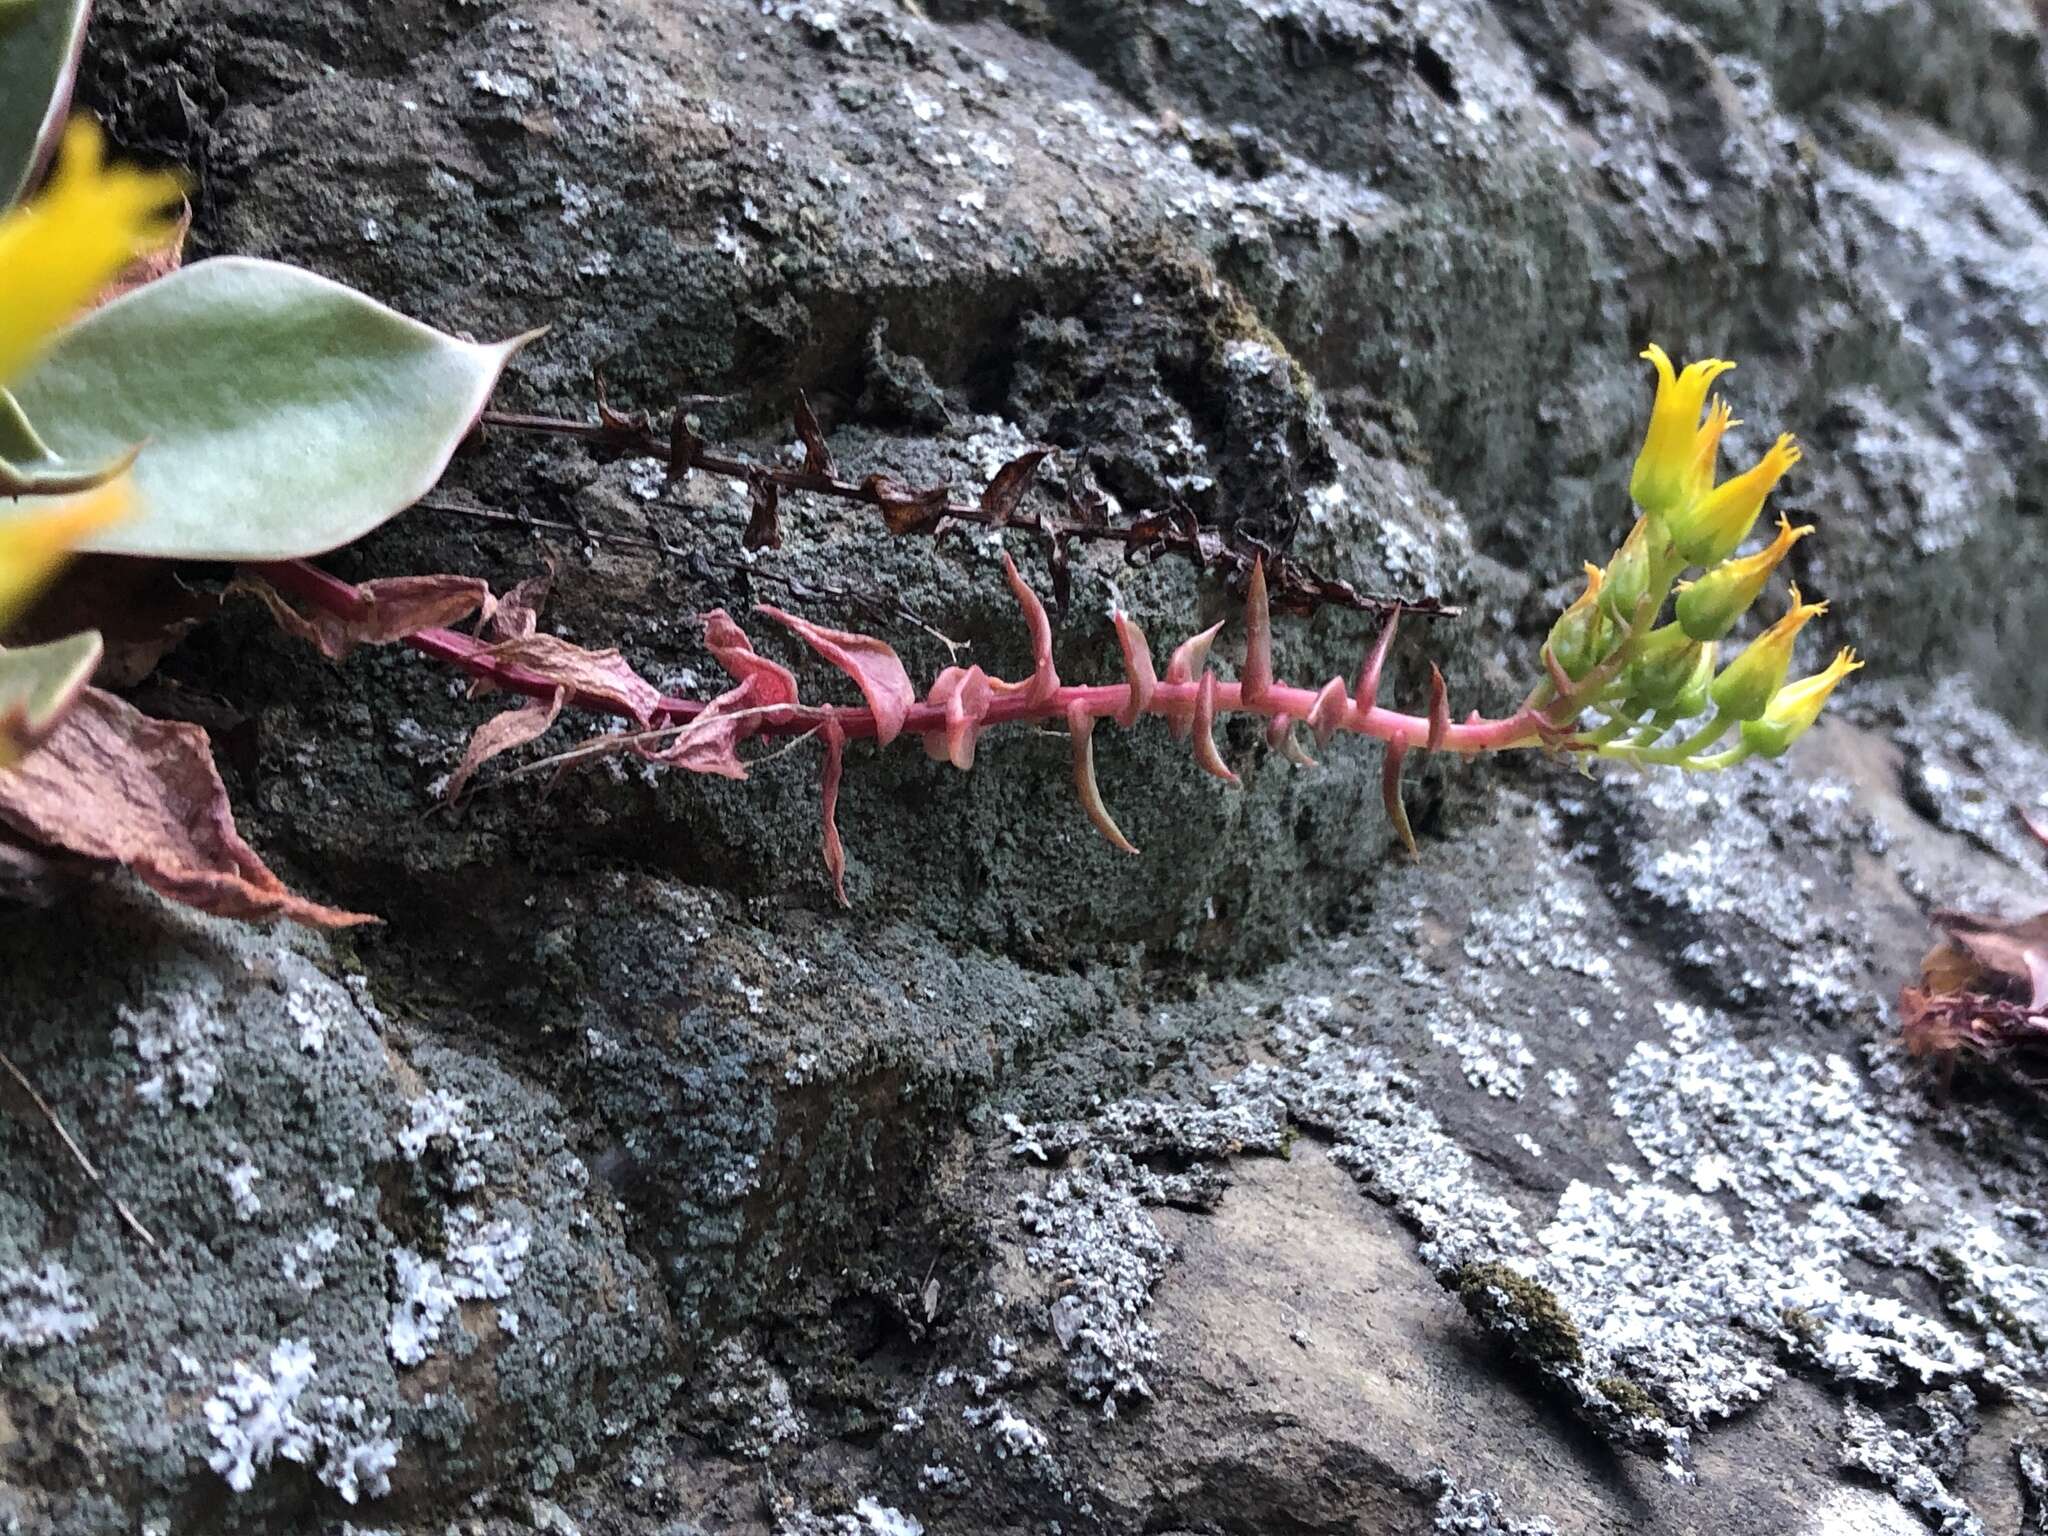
[
  {"left": 744, "top": 469, "right": 783, "bottom": 552},
  {"left": 239, "top": 572, "right": 493, "bottom": 661},
  {"left": 488, "top": 567, "right": 553, "bottom": 642},
  {"left": 471, "top": 634, "right": 664, "bottom": 725},
  {"left": 793, "top": 391, "right": 836, "bottom": 478},
  {"left": 0, "top": 687, "right": 373, "bottom": 927},
  {"left": 447, "top": 688, "right": 564, "bottom": 803},
  {"left": 981, "top": 448, "right": 1050, "bottom": 521}
]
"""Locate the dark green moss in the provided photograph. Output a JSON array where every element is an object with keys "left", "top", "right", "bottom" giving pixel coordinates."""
[{"left": 1451, "top": 1261, "right": 1585, "bottom": 1370}]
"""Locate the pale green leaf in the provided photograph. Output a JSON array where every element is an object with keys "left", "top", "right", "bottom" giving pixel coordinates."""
[
  {"left": 1, "top": 0, "right": 92, "bottom": 209},
  {"left": 0, "top": 627, "right": 99, "bottom": 761},
  {"left": 13, "top": 256, "right": 538, "bottom": 561},
  {"left": 0, "top": 388, "right": 54, "bottom": 462},
  {"left": 0, "top": 386, "right": 139, "bottom": 494}
]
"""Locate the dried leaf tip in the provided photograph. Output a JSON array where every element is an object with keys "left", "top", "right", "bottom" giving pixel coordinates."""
[
  {"left": 1191, "top": 671, "right": 1239, "bottom": 786},
  {"left": 1241, "top": 556, "right": 1274, "bottom": 708},
  {"left": 1382, "top": 743, "right": 1418, "bottom": 857},
  {"left": 1068, "top": 704, "right": 1138, "bottom": 855},
  {"left": 1426, "top": 664, "right": 1449, "bottom": 754}
]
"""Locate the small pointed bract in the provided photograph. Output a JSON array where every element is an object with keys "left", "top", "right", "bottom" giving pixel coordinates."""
[
  {"left": 1308, "top": 676, "right": 1349, "bottom": 747},
  {"left": 1068, "top": 704, "right": 1138, "bottom": 854},
  {"left": 820, "top": 722, "right": 849, "bottom": 907},
  {"left": 1540, "top": 644, "right": 1575, "bottom": 703},
  {"left": 1191, "top": 671, "right": 1239, "bottom": 786},
  {"left": 1266, "top": 713, "right": 1319, "bottom": 768},
  {"left": 1382, "top": 743, "right": 1417, "bottom": 856},
  {"left": 999, "top": 552, "right": 1059, "bottom": 705},
  {"left": 1113, "top": 611, "right": 1157, "bottom": 729},
  {"left": 1165, "top": 621, "right": 1225, "bottom": 741},
  {"left": 1426, "top": 664, "right": 1449, "bottom": 753},
  {"left": 1241, "top": 557, "right": 1274, "bottom": 708},
  {"left": 758, "top": 605, "right": 915, "bottom": 746},
  {"left": 1355, "top": 607, "right": 1400, "bottom": 713},
  {"left": 1165, "top": 621, "right": 1225, "bottom": 686}
]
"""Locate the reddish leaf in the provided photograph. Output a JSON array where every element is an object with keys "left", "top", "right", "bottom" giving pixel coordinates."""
[
  {"left": 1928, "top": 909, "right": 2048, "bottom": 996},
  {"left": 0, "top": 687, "right": 373, "bottom": 927},
  {"left": 820, "top": 722, "right": 849, "bottom": 907},
  {"left": 447, "top": 687, "right": 564, "bottom": 803},
  {"left": 991, "top": 553, "right": 1058, "bottom": 705},
  {"left": 471, "top": 634, "right": 663, "bottom": 725},
  {"left": 981, "top": 448, "right": 1050, "bottom": 520},
  {"left": 636, "top": 685, "right": 754, "bottom": 781},
  {"left": 793, "top": 392, "right": 836, "bottom": 478},
  {"left": 703, "top": 609, "right": 799, "bottom": 708},
  {"left": 488, "top": 567, "right": 553, "bottom": 642},
  {"left": 240, "top": 572, "right": 493, "bottom": 661},
  {"left": 921, "top": 665, "right": 993, "bottom": 771},
  {"left": 756, "top": 605, "right": 914, "bottom": 747}
]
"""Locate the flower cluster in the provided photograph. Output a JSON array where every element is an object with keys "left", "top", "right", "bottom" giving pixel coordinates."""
[
  {"left": 1540, "top": 343, "right": 1859, "bottom": 771},
  {"left": 0, "top": 119, "right": 183, "bottom": 633}
]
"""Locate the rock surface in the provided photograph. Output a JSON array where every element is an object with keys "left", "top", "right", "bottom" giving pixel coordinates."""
[{"left": 8, "top": 0, "right": 2048, "bottom": 1532}]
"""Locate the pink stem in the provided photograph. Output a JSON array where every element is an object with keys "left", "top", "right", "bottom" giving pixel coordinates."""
[{"left": 256, "top": 560, "right": 1545, "bottom": 756}]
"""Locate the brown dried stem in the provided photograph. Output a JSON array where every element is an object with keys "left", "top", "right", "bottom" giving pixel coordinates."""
[{"left": 475, "top": 402, "right": 1456, "bottom": 621}]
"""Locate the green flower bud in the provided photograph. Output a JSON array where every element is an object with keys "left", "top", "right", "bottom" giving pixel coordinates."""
[
  {"left": 1709, "top": 585, "right": 1827, "bottom": 721},
  {"left": 1546, "top": 563, "right": 1611, "bottom": 681},
  {"left": 1674, "top": 516, "right": 1812, "bottom": 642},
  {"left": 1739, "top": 648, "right": 1863, "bottom": 758},
  {"left": 1622, "top": 623, "right": 1707, "bottom": 714},
  {"left": 1600, "top": 516, "right": 1655, "bottom": 627},
  {"left": 1666, "top": 640, "right": 1719, "bottom": 721}
]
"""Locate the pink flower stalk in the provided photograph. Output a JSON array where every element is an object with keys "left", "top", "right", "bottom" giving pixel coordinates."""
[{"left": 257, "top": 555, "right": 1547, "bottom": 904}]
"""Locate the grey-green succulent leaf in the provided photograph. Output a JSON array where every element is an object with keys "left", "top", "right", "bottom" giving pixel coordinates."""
[{"left": 13, "top": 256, "right": 538, "bottom": 561}]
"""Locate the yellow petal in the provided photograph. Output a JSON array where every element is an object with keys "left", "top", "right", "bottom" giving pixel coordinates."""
[
  {"left": 0, "top": 119, "right": 187, "bottom": 387},
  {"left": 0, "top": 478, "right": 132, "bottom": 628}
]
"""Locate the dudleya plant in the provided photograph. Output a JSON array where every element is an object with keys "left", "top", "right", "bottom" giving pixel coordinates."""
[
  {"left": 334, "top": 339, "right": 1855, "bottom": 908},
  {"left": 0, "top": 117, "right": 182, "bottom": 762}
]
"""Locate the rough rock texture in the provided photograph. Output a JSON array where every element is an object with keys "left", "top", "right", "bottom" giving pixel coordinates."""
[{"left": 10, "top": 0, "right": 2048, "bottom": 1531}]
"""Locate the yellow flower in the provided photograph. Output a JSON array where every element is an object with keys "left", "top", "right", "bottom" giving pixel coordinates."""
[
  {"left": 0, "top": 479, "right": 130, "bottom": 628},
  {"left": 1674, "top": 515, "right": 1813, "bottom": 642},
  {"left": 1709, "top": 584, "right": 1828, "bottom": 721},
  {"left": 0, "top": 118, "right": 181, "bottom": 633},
  {"left": 1629, "top": 344, "right": 1735, "bottom": 525},
  {"left": 1682, "top": 396, "right": 1737, "bottom": 508},
  {"left": 1740, "top": 648, "right": 1863, "bottom": 759},
  {"left": 0, "top": 117, "right": 185, "bottom": 385},
  {"left": 1667, "top": 432, "right": 1802, "bottom": 566}
]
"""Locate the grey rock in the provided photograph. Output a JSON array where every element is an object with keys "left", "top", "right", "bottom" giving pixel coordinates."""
[{"left": 10, "top": 0, "right": 2048, "bottom": 1531}]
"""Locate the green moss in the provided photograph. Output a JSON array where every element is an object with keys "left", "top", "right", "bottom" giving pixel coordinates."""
[
  {"left": 1594, "top": 1374, "right": 1662, "bottom": 1423},
  {"left": 1451, "top": 1261, "right": 1584, "bottom": 1370}
]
